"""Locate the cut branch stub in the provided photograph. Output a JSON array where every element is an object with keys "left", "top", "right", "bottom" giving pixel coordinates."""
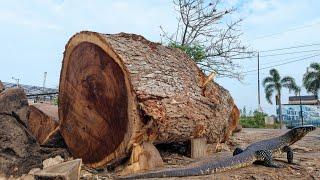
[{"left": 59, "top": 31, "right": 239, "bottom": 168}]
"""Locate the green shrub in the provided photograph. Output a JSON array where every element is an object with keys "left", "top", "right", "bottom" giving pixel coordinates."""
[
  {"left": 240, "top": 110, "right": 267, "bottom": 128},
  {"left": 53, "top": 97, "right": 58, "bottom": 105},
  {"left": 168, "top": 43, "right": 206, "bottom": 63}
]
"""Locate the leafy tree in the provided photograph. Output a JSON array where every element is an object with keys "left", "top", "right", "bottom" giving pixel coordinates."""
[
  {"left": 242, "top": 106, "right": 247, "bottom": 117},
  {"left": 253, "top": 110, "right": 267, "bottom": 122},
  {"left": 169, "top": 43, "right": 206, "bottom": 63},
  {"left": 303, "top": 62, "right": 320, "bottom": 96},
  {"left": 162, "top": 0, "right": 253, "bottom": 80},
  {"left": 263, "top": 69, "right": 299, "bottom": 128}
]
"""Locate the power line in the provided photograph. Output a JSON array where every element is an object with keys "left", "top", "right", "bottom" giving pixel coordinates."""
[
  {"left": 243, "top": 53, "right": 320, "bottom": 74},
  {"left": 242, "top": 53, "right": 319, "bottom": 75},
  {"left": 230, "top": 47, "right": 320, "bottom": 60},
  {"left": 251, "top": 21, "right": 320, "bottom": 40},
  {"left": 260, "top": 43, "right": 320, "bottom": 53},
  {"left": 230, "top": 56, "right": 255, "bottom": 60},
  {"left": 245, "top": 72, "right": 268, "bottom": 76},
  {"left": 260, "top": 49, "right": 320, "bottom": 57},
  {"left": 242, "top": 52, "right": 319, "bottom": 74},
  {"left": 260, "top": 52, "right": 320, "bottom": 66},
  {"left": 241, "top": 53, "right": 320, "bottom": 75},
  {"left": 230, "top": 43, "right": 320, "bottom": 60}
]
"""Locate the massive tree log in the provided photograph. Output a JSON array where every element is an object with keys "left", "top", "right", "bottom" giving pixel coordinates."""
[
  {"left": 0, "top": 88, "right": 68, "bottom": 176},
  {"left": 28, "top": 103, "right": 65, "bottom": 147},
  {"left": 59, "top": 31, "right": 239, "bottom": 168}
]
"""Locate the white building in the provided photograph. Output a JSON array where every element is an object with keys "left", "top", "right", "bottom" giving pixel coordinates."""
[{"left": 281, "top": 95, "right": 320, "bottom": 126}]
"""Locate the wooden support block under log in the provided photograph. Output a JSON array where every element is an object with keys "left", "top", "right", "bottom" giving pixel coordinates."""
[
  {"left": 121, "top": 142, "right": 163, "bottom": 175},
  {"left": 191, "top": 137, "right": 207, "bottom": 159},
  {"left": 28, "top": 103, "right": 65, "bottom": 147},
  {"left": 34, "top": 159, "right": 82, "bottom": 180},
  {"left": 59, "top": 31, "right": 239, "bottom": 168}
]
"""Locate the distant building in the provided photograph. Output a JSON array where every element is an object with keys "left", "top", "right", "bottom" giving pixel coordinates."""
[
  {"left": 264, "top": 116, "right": 275, "bottom": 125},
  {"left": 288, "top": 95, "right": 319, "bottom": 105},
  {"left": 3, "top": 82, "right": 58, "bottom": 103},
  {"left": 280, "top": 95, "right": 320, "bottom": 127}
]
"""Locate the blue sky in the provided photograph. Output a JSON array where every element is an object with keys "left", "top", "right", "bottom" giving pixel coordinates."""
[{"left": 0, "top": 0, "right": 320, "bottom": 115}]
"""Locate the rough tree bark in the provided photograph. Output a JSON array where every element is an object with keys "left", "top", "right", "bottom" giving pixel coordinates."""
[
  {"left": 28, "top": 103, "right": 65, "bottom": 147},
  {"left": 223, "top": 105, "right": 240, "bottom": 141},
  {"left": 0, "top": 88, "right": 68, "bottom": 176},
  {"left": 59, "top": 31, "right": 239, "bottom": 168},
  {"left": 0, "top": 88, "right": 29, "bottom": 126}
]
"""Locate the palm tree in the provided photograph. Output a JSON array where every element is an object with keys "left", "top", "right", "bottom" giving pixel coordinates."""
[
  {"left": 263, "top": 69, "right": 299, "bottom": 128},
  {"left": 303, "top": 62, "right": 320, "bottom": 96}
]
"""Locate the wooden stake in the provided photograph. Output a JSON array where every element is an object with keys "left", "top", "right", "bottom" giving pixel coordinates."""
[
  {"left": 191, "top": 137, "right": 207, "bottom": 159},
  {"left": 121, "top": 142, "right": 163, "bottom": 175},
  {"left": 202, "top": 71, "right": 216, "bottom": 88}
]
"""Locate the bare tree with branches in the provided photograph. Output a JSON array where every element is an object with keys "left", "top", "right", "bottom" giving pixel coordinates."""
[{"left": 161, "top": 0, "right": 253, "bottom": 80}]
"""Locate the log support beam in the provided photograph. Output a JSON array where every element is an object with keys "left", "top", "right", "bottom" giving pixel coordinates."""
[
  {"left": 191, "top": 137, "right": 207, "bottom": 159},
  {"left": 121, "top": 142, "right": 163, "bottom": 175}
]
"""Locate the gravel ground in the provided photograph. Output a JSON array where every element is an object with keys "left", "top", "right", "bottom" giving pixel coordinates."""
[{"left": 80, "top": 127, "right": 320, "bottom": 180}]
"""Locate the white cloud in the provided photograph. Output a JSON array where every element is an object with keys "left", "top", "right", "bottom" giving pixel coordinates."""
[{"left": 248, "top": 0, "right": 275, "bottom": 11}]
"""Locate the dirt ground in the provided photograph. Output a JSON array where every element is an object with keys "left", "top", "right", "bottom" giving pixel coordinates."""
[
  {"left": 180, "top": 128, "right": 320, "bottom": 180},
  {"left": 81, "top": 127, "right": 320, "bottom": 179}
]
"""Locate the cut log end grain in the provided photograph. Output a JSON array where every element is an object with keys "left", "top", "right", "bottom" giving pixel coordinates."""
[
  {"left": 28, "top": 103, "right": 65, "bottom": 147},
  {"left": 59, "top": 31, "right": 239, "bottom": 168},
  {"left": 60, "top": 41, "right": 130, "bottom": 167}
]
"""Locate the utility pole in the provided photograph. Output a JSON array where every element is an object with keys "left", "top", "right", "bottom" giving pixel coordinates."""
[
  {"left": 43, "top": 72, "right": 47, "bottom": 93},
  {"left": 12, "top": 77, "right": 20, "bottom": 87},
  {"left": 298, "top": 90, "right": 304, "bottom": 125},
  {"left": 257, "top": 52, "right": 261, "bottom": 112}
]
